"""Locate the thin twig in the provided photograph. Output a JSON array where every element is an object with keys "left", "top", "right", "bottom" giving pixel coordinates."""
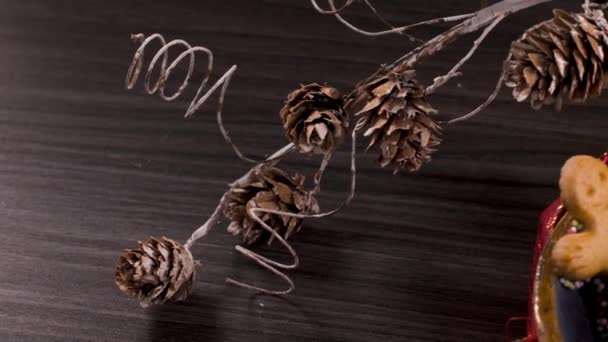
[
  {"left": 445, "top": 54, "right": 511, "bottom": 125},
  {"left": 359, "top": 0, "right": 423, "bottom": 43},
  {"left": 266, "top": 151, "right": 332, "bottom": 246},
  {"left": 184, "top": 195, "right": 226, "bottom": 250},
  {"left": 286, "top": 121, "right": 359, "bottom": 219},
  {"left": 184, "top": 143, "right": 294, "bottom": 250},
  {"left": 314, "top": 0, "right": 474, "bottom": 38},
  {"left": 312, "top": 152, "right": 332, "bottom": 196},
  {"left": 426, "top": 14, "right": 505, "bottom": 95},
  {"left": 225, "top": 206, "right": 301, "bottom": 295},
  {"left": 344, "top": 0, "right": 551, "bottom": 109},
  {"left": 309, "top": 0, "right": 355, "bottom": 14},
  {"left": 242, "top": 208, "right": 300, "bottom": 270},
  {"left": 245, "top": 118, "right": 361, "bottom": 223},
  {"left": 337, "top": 0, "right": 550, "bottom": 123},
  {"left": 226, "top": 245, "right": 296, "bottom": 295},
  {"left": 122, "top": 0, "right": 558, "bottom": 300},
  {"left": 389, "top": 0, "right": 551, "bottom": 71}
]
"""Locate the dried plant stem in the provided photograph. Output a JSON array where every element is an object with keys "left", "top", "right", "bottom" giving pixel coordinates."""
[
  {"left": 314, "top": 0, "right": 474, "bottom": 39},
  {"left": 121, "top": 0, "right": 563, "bottom": 301},
  {"left": 309, "top": 0, "right": 354, "bottom": 14},
  {"left": 426, "top": 14, "right": 505, "bottom": 95},
  {"left": 360, "top": 0, "right": 423, "bottom": 43},
  {"left": 312, "top": 152, "right": 332, "bottom": 196},
  {"left": 246, "top": 120, "right": 360, "bottom": 225},
  {"left": 226, "top": 245, "right": 296, "bottom": 295},
  {"left": 244, "top": 209, "right": 301, "bottom": 271},
  {"left": 390, "top": 0, "right": 551, "bottom": 72},
  {"left": 225, "top": 207, "right": 300, "bottom": 295},
  {"left": 184, "top": 195, "right": 226, "bottom": 250},
  {"left": 301, "top": 121, "right": 359, "bottom": 218},
  {"left": 183, "top": 143, "right": 294, "bottom": 251},
  {"left": 336, "top": 0, "right": 549, "bottom": 124},
  {"left": 445, "top": 54, "right": 510, "bottom": 125}
]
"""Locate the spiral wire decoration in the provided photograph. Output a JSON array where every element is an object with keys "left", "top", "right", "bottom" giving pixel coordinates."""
[{"left": 125, "top": 33, "right": 291, "bottom": 164}]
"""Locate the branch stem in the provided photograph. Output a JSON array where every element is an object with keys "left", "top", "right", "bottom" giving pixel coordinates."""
[
  {"left": 184, "top": 143, "right": 294, "bottom": 250},
  {"left": 426, "top": 14, "right": 505, "bottom": 94},
  {"left": 390, "top": 0, "right": 551, "bottom": 71}
]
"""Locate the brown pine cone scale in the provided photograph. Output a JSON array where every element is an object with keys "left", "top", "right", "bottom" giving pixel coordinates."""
[
  {"left": 505, "top": 9, "right": 608, "bottom": 110},
  {"left": 350, "top": 70, "right": 442, "bottom": 173},
  {"left": 115, "top": 237, "right": 195, "bottom": 307},
  {"left": 280, "top": 83, "right": 348, "bottom": 155},
  {"left": 223, "top": 166, "right": 319, "bottom": 245}
]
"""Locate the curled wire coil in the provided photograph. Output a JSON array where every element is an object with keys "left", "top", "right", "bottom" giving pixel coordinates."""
[
  {"left": 125, "top": 33, "right": 287, "bottom": 163},
  {"left": 125, "top": 33, "right": 236, "bottom": 118}
]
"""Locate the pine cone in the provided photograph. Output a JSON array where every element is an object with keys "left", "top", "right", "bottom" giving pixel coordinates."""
[
  {"left": 505, "top": 9, "right": 608, "bottom": 110},
  {"left": 223, "top": 166, "right": 319, "bottom": 245},
  {"left": 280, "top": 83, "right": 348, "bottom": 154},
  {"left": 115, "top": 237, "right": 195, "bottom": 307},
  {"left": 351, "top": 69, "right": 442, "bottom": 173}
]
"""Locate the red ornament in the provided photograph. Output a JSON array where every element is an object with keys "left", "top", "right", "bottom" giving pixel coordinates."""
[{"left": 507, "top": 153, "right": 608, "bottom": 341}]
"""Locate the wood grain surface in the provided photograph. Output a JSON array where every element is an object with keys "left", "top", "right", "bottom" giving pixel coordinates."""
[{"left": 1, "top": 1, "right": 607, "bottom": 341}]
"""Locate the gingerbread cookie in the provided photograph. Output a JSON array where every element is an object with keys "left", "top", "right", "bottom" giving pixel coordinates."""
[{"left": 552, "top": 155, "right": 608, "bottom": 281}]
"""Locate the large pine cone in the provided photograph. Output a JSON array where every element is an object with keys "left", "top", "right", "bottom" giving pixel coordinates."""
[
  {"left": 115, "top": 237, "right": 195, "bottom": 307},
  {"left": 280, "top": 83, "right": 348, "bottom": 155},
  {"left": 505, "top": 9, "right": 608, "bottom": 110},
  {"left": 350, "top": 69, "right": 442, "bottom": 173},
  {"left": 223, "top": 166, "right": 319, "bottom": 245}
]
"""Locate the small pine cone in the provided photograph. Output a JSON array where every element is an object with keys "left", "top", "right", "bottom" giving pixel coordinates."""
[
  {"left": 351, "top": 70, "right": 442, "bottom": 173},
  {"left": 505, "top": 9, "right": 608, "bottom": 110},
  {"left": 223, "top": 166, "right": 319, "bottom": 245},
  {"left": 279, "top": 83, "right": 349, "bottom": 154},
  {"left": 115, "top": 237, "right": 195, "bottom": 307}
]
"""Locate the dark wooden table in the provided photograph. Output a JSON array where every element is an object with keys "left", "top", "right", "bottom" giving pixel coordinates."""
[{"left": 1, "top": 1, "right": 606, "bottom": 341}]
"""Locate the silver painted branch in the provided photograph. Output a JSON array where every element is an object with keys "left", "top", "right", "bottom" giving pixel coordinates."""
[
  {"left": 446, "top": 54, "right": 511, "bottom": 125},
  {"left": 311, "top": 152, "right": 332, "bottom": 196},
  {"left": 312, "top": 0, "right": 473, "bottom": 40},
  {"left": 184, "top": 143, "right": 294, "bottom": 250},
  {"left": 226, "top": 211, "right": 297, "bottom": 295},
  {"left": 309, "top": 0, "right": 354, "bottom": 14},
  {"left": 184, "top": 195, "right": 226, "bottom": 250},
  {"left": 360, "top": 0, "right": 423, "bottom": 43},
  {"left": 391, "top": 0, "right": 551, "bottom": 71},
  {"left": 426, "top": 14, "right": 505, "bottom": 95}
]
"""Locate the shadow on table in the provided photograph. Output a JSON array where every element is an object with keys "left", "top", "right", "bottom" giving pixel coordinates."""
[
  {"left": 246, "top": 293, "right": 341, "bottom": 342},
  {"left": 147, "top": 293, "right": 221, "bottom": 342}
]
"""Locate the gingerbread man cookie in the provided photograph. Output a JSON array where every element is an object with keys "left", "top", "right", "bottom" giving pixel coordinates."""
[{"left": 552, "top": 155, "right": 608, "bottom": 281}]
